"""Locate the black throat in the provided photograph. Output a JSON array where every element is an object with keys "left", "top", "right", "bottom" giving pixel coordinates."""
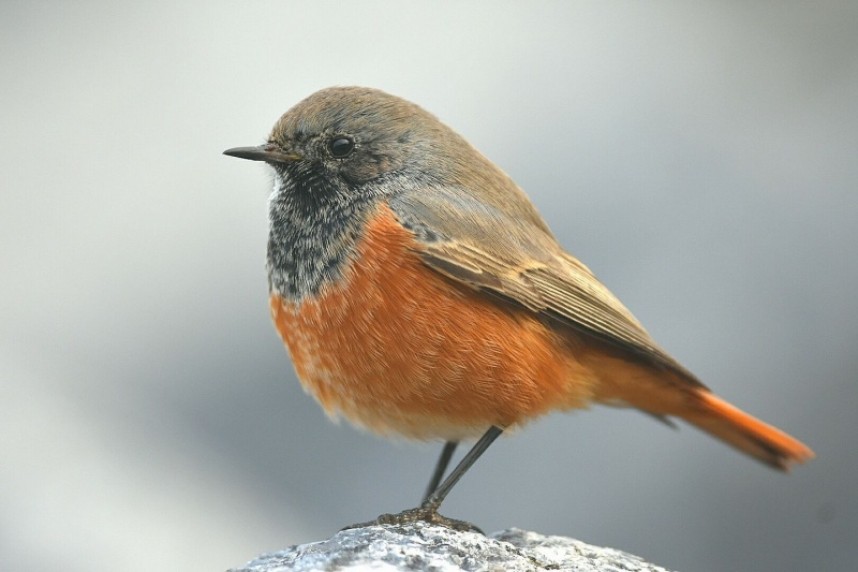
[{"left": 266, "top": 163, "right": 380, "bottom": 302}]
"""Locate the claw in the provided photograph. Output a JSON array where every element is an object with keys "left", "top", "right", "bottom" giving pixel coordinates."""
[{"left": 342, "top": 506, "right": 483, "bottom": 534}]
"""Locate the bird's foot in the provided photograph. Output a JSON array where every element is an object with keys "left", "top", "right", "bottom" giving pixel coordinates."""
[{"left": 342, "top": 506, "right": 483, "bottom": 534}]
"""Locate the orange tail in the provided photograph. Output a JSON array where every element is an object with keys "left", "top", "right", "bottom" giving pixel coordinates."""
[{"left": 683, "top": 391, "right": 815, "bottom": 470}]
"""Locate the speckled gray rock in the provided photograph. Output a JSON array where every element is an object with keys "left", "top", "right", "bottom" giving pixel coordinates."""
[{"left": 228, "top": 523, "right": 674, "bottom": 572}]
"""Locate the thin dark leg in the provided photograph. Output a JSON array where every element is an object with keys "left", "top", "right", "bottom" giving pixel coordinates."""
[
  {"left": 423, "top": 441, "right": 458, "bottom": 503},
  {"left": 422, "top": 426, "right": 503, "bottom": 511},
  {"left": 343, "top": 425, "right": 504, "bottom": 533}
]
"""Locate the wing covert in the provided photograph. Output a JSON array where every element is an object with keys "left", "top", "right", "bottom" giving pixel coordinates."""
[{"left": 388, "top": 186, "right": 701, "bottom": 384}]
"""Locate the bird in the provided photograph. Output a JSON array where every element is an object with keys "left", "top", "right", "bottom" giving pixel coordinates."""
[{"left": 224, "top": 86, "right": 814, "bottom": 530}]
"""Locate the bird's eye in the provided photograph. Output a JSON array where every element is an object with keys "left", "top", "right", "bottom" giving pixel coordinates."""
[{"left": 327, "top": 136, "right": 355, "bottom": 158}]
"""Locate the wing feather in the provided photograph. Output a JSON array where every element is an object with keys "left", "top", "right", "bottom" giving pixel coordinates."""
[{"left": 388, "top": 187, "right": 702, "bottom": 386}]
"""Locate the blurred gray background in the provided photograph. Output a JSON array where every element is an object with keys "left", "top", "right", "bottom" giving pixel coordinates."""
[{"left": 1, "top": 2, "right": 856, "bottom": 571}]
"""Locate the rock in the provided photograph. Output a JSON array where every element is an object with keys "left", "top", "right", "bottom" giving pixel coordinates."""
[{"left": 228, "top": 523, "right": 674, "bottom": 571}]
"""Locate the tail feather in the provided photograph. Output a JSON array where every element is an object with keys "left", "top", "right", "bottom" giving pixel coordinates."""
[
  {"left": 684, "top": 391, "right": 814, "bottom": 471},
  {"left": 581, "top": 345, "right": 813, "bottom": 470}
]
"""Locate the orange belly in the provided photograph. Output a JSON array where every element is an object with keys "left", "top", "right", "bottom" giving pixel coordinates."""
[{"left": 270, "top": 204, "right": 598, "bottom": 440}]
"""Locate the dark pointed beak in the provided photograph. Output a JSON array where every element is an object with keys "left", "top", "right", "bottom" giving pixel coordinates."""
[{"left": 223, "top": 144, "right": 303, "bottom": 163}]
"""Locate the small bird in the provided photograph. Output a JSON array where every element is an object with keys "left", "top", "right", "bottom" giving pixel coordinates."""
[{"left": 224, "top": 86, "right": 813, "bottom": 530}]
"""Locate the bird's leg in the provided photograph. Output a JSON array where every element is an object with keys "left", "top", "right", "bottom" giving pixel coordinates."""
[
  {"left": 422, "top": 426, "right": 502, "bottom": 512},
  {"left": 422, "top": 441, "right": 458, "bottom": 503},
  {"left": 345, "top": 426, "right": 503, "bottom": 533}
]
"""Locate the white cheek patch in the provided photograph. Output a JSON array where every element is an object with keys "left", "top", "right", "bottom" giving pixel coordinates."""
[{"left": 270, "top": 174, "right": 284, "bottom": 202}]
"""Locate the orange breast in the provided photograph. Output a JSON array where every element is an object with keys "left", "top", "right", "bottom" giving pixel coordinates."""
[{"left": 270, "top": 204, "right": 597, "bottom": 440}]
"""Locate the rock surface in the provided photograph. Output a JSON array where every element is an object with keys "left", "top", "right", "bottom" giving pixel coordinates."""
[{"left": 228, "top": 523, "right": 674, "bottom": 572}]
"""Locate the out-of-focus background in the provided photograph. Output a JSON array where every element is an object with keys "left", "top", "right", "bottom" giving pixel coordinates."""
[{"left": 2, "top": 2, "right": 856, "bottom": 571}]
